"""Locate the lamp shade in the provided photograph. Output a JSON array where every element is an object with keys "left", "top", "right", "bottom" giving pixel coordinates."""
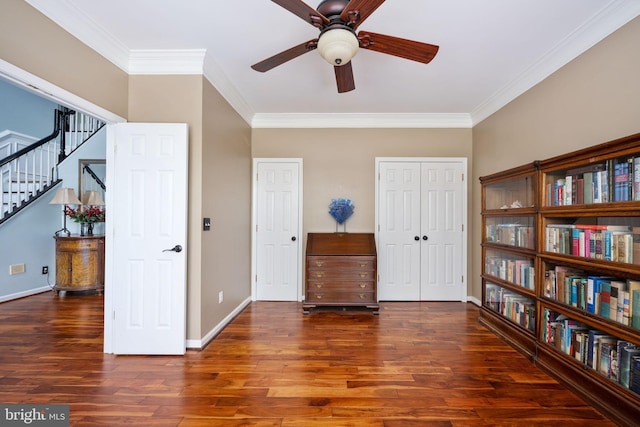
[
  {"left": 317, "top": 28, "right": 359, "bottom": 66},
  {"left": 49, "top": 188, "right": 81, "bottom": 205},
  {"left": 82, "top": 190, "right": 105, "bottom": 206}
]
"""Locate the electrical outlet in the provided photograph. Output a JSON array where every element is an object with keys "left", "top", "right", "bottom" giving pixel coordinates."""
[
  {"left": 218, "top": 291, "right": 224, "bottom": 304},
  {"left": 42, "top": 266, "right": 49, "bottom": 275}
]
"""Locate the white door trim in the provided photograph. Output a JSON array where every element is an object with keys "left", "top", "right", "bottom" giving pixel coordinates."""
[
  {"left": 251, "top": 158, "right": 304, "bottom": 302},
  {"left": 375, "top": 157, "right": 468, "bottom": 302}
]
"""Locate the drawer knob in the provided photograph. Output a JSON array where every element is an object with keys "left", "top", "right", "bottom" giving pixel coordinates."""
[
  {"left": 359, "top": 273, "right": 368, "bottom": 278},
  {"left": 315, "top": 283, "right": 323, "bottom": 288},
  {"left": 315, "top": 261, "right": 324, "bottom": 267},
  {"left": 359, "top": 294, "right": 366, "bottom": 299},
  {"left": 315, "top": 272, "right": 325, "bottom": 278},
  {"left": 316, "top": 295, "right": 323, "bottom": 300},
  {"left": 359, "top": 283, "right": 366, "bottom": 288},
  {"left": 359, "top": 263, "right": 368, "bottom": 267}
]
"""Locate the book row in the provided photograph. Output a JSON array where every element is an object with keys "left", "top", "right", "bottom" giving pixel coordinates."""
[
  {"left": 546, "top": 156, "right": 640, "bottom": 206},
  {"left": 543, "top": 308, "right": 640, "bottom": 394},
  {"left": 485, "top": 283, "right": 535, "bottom": 333},
  {"left": 543, "top": 266, "right": 640, "bottom": 330},
  {"left": 545, "top": 224, "right": 640, "bottom": 264},
  {"left": 484, "top": 256, "right": 535, "bottom": 290},
  {"left": 485, "top": 224, "right": 535, "bottom": 249}
]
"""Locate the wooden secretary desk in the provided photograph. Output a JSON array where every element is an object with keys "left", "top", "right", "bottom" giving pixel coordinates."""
[{"left": 303, "top": 232, "right": 379, "bottom": 314}]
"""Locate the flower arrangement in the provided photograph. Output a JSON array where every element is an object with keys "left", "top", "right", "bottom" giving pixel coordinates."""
[{"left": 65, "top": 205, "right": 105, "bottom": 223}]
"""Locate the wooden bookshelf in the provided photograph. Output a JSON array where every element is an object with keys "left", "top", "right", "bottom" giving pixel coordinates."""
[
  {"left": 480, "top": 132, "right": 640, "bottom": 426},
  {"left": 479, "top": 162, "right": 539, "bottom": 360}
]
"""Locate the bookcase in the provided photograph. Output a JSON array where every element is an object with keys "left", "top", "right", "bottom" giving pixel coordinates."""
[
  {"left": 481, "top": 133, "right": 640, "bottom": 426},
  {"left": 479, "top": 163, "right": 538, "bottom": 360},
  {"left": 536, "top": 133, "right": 640, "bottom": 426}
]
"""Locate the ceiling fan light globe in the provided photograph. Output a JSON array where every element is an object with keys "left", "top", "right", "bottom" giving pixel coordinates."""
[{"left": 317, "top": 28, "right": 358, "bottom": 66}]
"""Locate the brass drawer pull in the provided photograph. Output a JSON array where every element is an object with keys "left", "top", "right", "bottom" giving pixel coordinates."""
[
  {"left": 315, "top": 261, "right": 325, "bottom": 267},
  {"left": 359, "top": 294, "right": 366, "bottom": 299},
  {"left": 315, "top": 283, "right": 324, "bottom": 288},
  {"left": 316, "top": 295, "right": 323, "bottom": 300},
  {"left": 359, "top": 262, "right": 368, "bottom": 267},
  {"left": 315, "top": 272, "right": 325, "bottom": 278},
  {"left": 359, "top": 273, "right": 368, "bottom": 278},
  {"left": 359, "top": 283, "right": 367, "bottom": 288}
]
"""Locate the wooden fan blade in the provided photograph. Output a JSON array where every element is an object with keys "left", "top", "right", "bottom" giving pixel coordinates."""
[
  {"left": 251, "top": 39, "right": 318, "bottom": 72},
  {"left": 335, "top": 62, "right": 355, "bottom": 93},
  {"left": 271, "top": 0, "right": 329, "bottom": 27},
  {"left": 340, "top": 0, "right": 386, "bottom": 29},
  {"left": 358, "top": 31, "right": 439, "bottom": 64}
]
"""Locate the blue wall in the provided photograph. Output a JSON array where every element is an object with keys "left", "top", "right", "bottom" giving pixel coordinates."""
[
  {"left": 0, "top": 78, "right": 106, "bottom": 301},
  {"left": 0, "top": 79, "right": 58, "bottom": 138}
]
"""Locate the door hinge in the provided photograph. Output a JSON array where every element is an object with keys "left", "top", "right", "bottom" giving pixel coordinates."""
[
  {"left": 461, "top": 224, "right": 464, "bottom": 232},
  {"left": 462, "top": 173, "right": 464, "bottom": 181},
  {"left": 461, "top": 275, "right": 464, "bottom": 283}
]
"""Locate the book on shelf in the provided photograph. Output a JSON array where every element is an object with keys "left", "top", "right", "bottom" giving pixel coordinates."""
[
  {"left": 610, "top": 280, "right": 625, "bottom": 323},
  {"left": 586, "top": 330, "right": 612, "bottom": 370},
  {"left": 599, "top": 341, "right": 617, "bottom": 379},
  {"left": 631, "top": 356, "right": 640, "bottom": 394},
  {"left": 629, "top": 281, "right": 640, "bottom": 325},
  {"left": 633, "top": 290, "right": 640, "bottom": 329},
  {"left": 619, "top": 343, "right": 640, "bottom": 388}
]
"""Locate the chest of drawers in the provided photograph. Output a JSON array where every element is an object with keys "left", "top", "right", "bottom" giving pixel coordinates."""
[{"left": 303, "top": 232, "right": 379, "bottom": 314}]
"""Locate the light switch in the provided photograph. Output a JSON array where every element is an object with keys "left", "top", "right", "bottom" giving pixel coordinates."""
[{"left": 203, "top": 217, "right": 211, "bottom": 231}]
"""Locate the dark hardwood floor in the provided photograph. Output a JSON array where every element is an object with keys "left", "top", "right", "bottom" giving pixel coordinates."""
[{"left": 0, "top": 291, "right": 616, "bottom": 426}]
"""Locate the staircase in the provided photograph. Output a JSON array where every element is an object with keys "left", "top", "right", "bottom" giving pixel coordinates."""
[{"left": 0, "top": 107, "right": 105, "bottom": 225}]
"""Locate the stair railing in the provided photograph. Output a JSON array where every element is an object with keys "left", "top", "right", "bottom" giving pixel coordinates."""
[{"left": 0, "top": 107, "right": 104, "bottom": 224}]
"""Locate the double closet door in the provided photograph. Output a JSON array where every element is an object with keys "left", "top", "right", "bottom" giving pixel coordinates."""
[{"left": 377, "top": 159, "right": 466, "bottom": 301}]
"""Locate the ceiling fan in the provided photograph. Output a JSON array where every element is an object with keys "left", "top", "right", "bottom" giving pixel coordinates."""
[{"left": 251, "top": 0, "right": 439, "bottom": 93}]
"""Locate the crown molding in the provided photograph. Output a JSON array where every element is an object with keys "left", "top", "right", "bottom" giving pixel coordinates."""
[
  {"left": 251, "top": 113, "right": 472, "bottom": 129},
  {"left": 128, "top": 49, "right": 206, "bottom": 75},
  {"left": 471, "top": 0, "right": 640, "bottom": 125},
  {"left": 203, "top": 57, "right": 254, "bottom": 126},
  {"left": 25, "top": 0, "right": 131, "bottom": 72}
]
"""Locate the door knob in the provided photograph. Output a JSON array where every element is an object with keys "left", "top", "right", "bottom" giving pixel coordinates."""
[
  {"left": 414, "top": 236, "right": 420, "bottom": 241},
  {"left": 291, "top": 236, "right": 297, "bottom": 241},
  {"left": 163, "top": 245, "right": 182, "bottom": 253},
  {"left": 423, "top": 236, "right": 428, "bottom": 241}
]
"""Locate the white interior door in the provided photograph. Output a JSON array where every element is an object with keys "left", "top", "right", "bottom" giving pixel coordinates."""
[
  {"left": 378, "top": 162, "right": 421, "bottom": 300},
  {"left": 107, "top": 123, "right": 188, "bottom": 355},
  {"left": 420, "top": 162, "right": 464, "bottom": 300},
  {"left": 254, "top": 159, "right": 302, "bottom": 301},
  {"left": 377, "top": 158, "right": 466, "bottom": 301}
]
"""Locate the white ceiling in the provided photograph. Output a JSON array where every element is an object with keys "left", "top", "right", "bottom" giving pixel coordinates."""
[{"left": 25, "top": 0, "right": 640, "bottom": 128}]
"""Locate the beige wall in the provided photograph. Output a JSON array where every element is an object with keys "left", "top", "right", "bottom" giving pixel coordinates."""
[
  {"left": 201, "top": 78, "right": 252, "bottom": 334},
  {"left": 0, "top": 0, "right": 128, "bottom": 118},
  {"left": 252, "top": 127, "right": 473, "bottom": 287},
  {"left": 128, "top": 75, "right": 253, "bottom": 341},
  {"left": 128, "top": 75, "right": 206, "bottom": 339},
  {"left": 471, "top": 16, "right": 640, "bottom": 300}
]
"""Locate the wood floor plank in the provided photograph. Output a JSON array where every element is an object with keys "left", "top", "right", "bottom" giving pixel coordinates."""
[{"left": 0, "top": 293, "right": 618, "bottom": 426}]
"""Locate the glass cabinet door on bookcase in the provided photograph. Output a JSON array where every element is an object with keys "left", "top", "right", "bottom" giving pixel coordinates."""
[
  {"left": 480, "top": 162, "right": 538, "bottom": 360},
  {"left": 536, "top": 133, "right": 640, "bottom": 426}
]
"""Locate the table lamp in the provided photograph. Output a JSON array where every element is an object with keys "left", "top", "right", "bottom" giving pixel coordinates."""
[{"left": 50, "top": 187, "right": 81, "bottom": 237}]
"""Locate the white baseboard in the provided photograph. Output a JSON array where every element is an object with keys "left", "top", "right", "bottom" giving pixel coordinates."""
[
  {"left": 467, "top": 295, "right": 481, "bottom": 307},
  {"left": 0, "top": 286, "right": 52, "bottom": 303},
  {"left": 186, "top": 297, "right": 252, "bottom": 350}
]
